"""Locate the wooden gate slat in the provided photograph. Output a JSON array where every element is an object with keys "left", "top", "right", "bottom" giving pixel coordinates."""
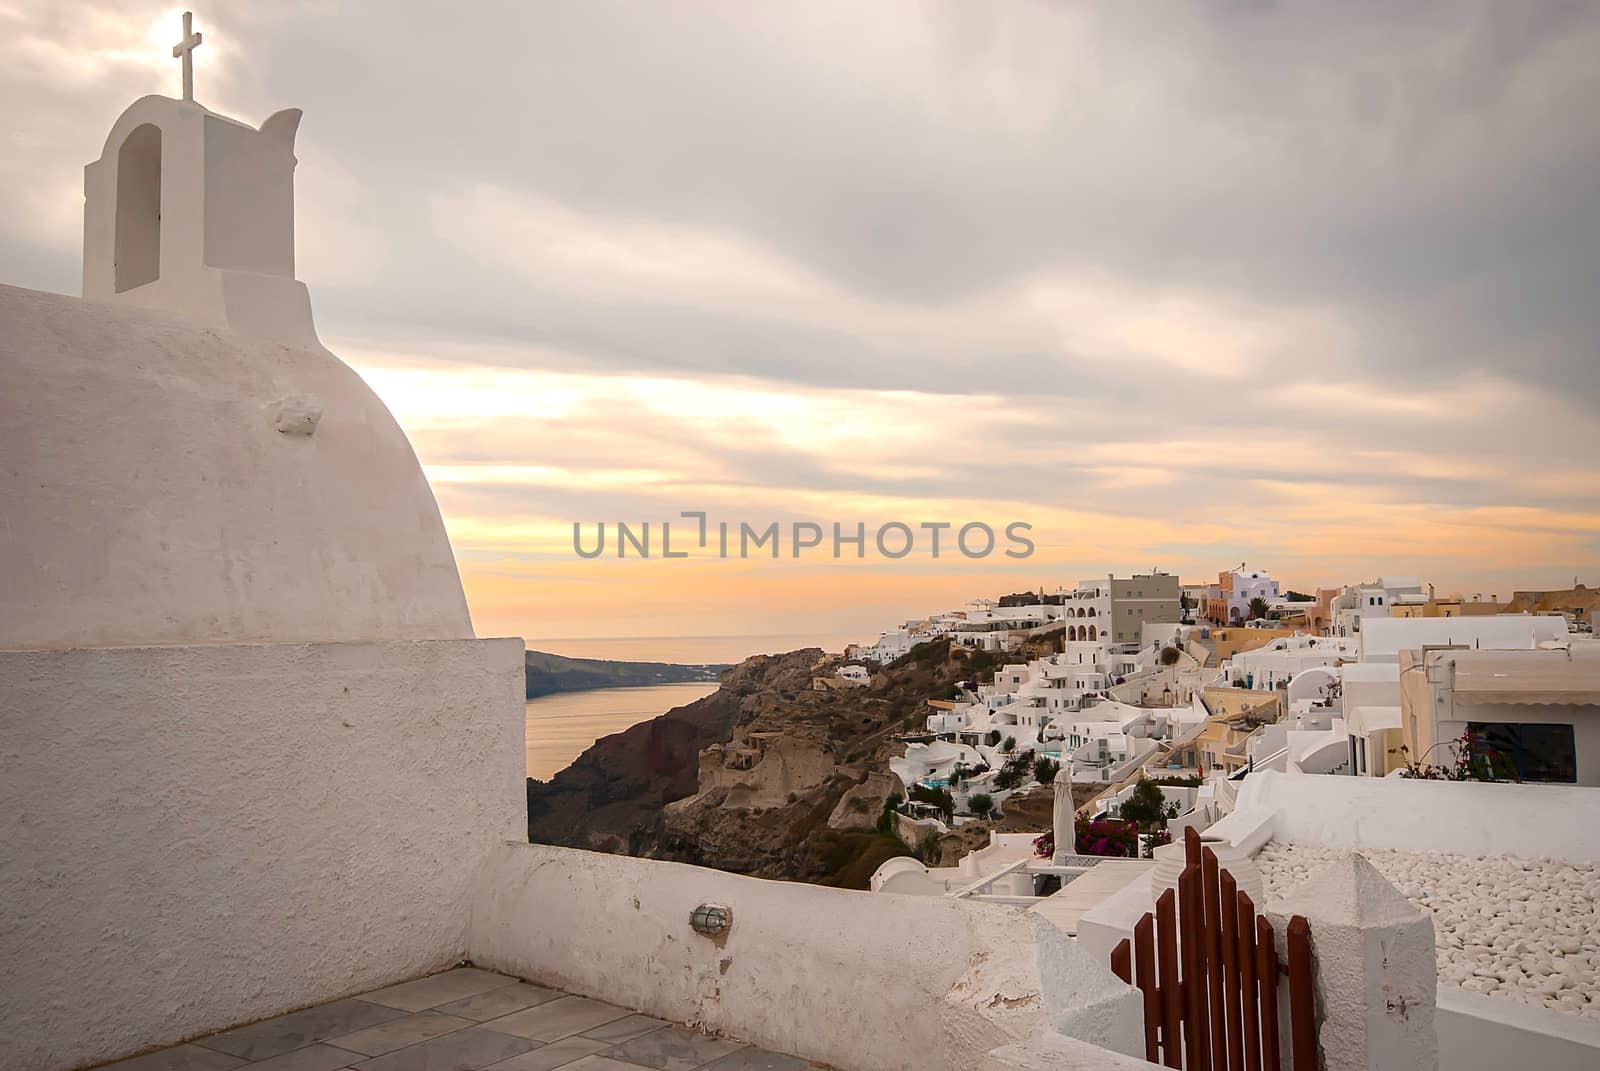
[
  {"left": 1287, "top": 915, "right": 1316, "bottom": 1071},
  {"left": 1202, "top": 848, "right": 1227, "bottom": 1071},
  {"left": 1256, "top": 916, "right": 1281, "bottom": 1071},
  {"left": 1156, "top": 888, "right": 1183, "bottom": 1068},
  {"left": 1237, "top": 891, "right": 1261, "bottom": 1071},
  {"left": 1112, "top": 937, "right": 1133, "bottom": 985},
  {"left": 1179, "top": 864, "right": 1209, "bottom": 1071},
  {"left": 1219, "top": 869, "right": 1243, "bottom": 1071},
  {"left": 1135, "top": 912, "right": 1161, "bottom": 1064}
]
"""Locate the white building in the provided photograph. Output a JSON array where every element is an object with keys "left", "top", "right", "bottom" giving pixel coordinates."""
[
  {"left": 1218, "top": 634, "right": 1358, "bottom": 691},
  {"left": 1358, "top": 613, "right": 1569, "bottom": 663},
  {"left": 1203, "top": 568, "right": 1282, "bottom": 624},
  {"left": 1062, "top": 572, "right": 1182, "bottom": 645},
  {"left": 1331, "top": 575, "right": 1425, "bottom": 636},
  {"left": 948, "top": 603, "right": 1064, "bottom": 651}
]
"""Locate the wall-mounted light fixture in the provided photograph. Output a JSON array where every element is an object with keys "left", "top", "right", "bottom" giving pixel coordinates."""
[{"left": 690, "top": 903, "right": 733, "bottom": 937}]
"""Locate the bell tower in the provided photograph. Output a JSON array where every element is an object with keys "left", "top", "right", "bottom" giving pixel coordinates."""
[{"left": 82, "top": 13, "right": 319, "bottom": 346}]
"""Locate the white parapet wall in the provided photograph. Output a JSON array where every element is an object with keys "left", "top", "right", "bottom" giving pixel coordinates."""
[
  {"left": 468, "top": 842, "right": 1053, "bottom": 1071},
  {"left": 1234, "top": 770, "right": 1600, "bottom": 862},
  {"left": 0, "top": 638, "right": 526, "bottom": 1071},
  {"left": 1436, "top": 986, "right": 1600, "bottom": 1071}
]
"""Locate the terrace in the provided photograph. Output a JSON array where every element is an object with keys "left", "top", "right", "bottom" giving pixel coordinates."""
[{"left": 99, "top": 968, "right": 813, "bottom": 1071}]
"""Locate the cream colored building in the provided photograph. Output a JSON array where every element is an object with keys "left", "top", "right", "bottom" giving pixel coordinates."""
[{"left": 1399, "top": 644, "right": 1600, "bottom": 785}]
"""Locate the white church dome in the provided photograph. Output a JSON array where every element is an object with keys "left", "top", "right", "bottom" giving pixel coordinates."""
[{"left": 0, "top": 284, "right": 474, "bottom": 648}]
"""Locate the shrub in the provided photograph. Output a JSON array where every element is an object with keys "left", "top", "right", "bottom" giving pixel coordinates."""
[
  {"left": 968, "top": 793, "right": 994, "bottom": 818},
  {"left": 1150, "top": 774, "right": 1202, "bottom": 788},
  {"left": 1143, "top": 827, "right": 1174, "bottom": 858},
  {"left": 1159, "top": 645, "right": 1181, "bottom": 666},
  {"left": 987, "top": 729, "right": 1002, "bottom": 746},
  {"left": 1397, "top": 730, "right": 1517, "bottom": 782},
  {"left": 1003, "top": 735, "right": 1017, "bottom": 752},
  {"left": 1075, "top": 816, "right": 1138, "bottom": 858},
  {"left": 1033, "top": 755, "right": 1060, "bottom": 784}
]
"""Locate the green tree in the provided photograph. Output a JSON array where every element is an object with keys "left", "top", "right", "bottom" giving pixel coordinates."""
[
  {"left": 1117, "top": 779, "right": 1170, "bottom": 830},
  {"left": 987, "top": 729, "right": 1002, "bottom": 746},
  {"left": 1033, "top": 755, "right": 1060, "bottom": 784},
  {"left": 968, "top": 793, "right": 994, "bottom": 819},
  {"left": 1159, "top": 645, "right": 1181, "bottom": 666},
  {"left": 1003, "top": 735, "right": 1017, "bottom": 752},
  {"left": 1248, "top": 596, "right": 1271, "bottom": 620}
]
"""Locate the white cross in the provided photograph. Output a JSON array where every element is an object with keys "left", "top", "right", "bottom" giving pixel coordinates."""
[{"left": 172, "top": 11, "right": 203, "bottom": 102}]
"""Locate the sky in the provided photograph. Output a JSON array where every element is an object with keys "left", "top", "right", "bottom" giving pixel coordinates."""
[{"left": 3, "top": 2, "right": 1599, "bottom": 649}]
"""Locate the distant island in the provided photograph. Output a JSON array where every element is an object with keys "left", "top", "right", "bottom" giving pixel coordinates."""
[{"left": 524, "top": 648, "right": 730, "bottom": 699}]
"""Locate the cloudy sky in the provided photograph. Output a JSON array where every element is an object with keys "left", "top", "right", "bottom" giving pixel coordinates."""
[{"left": 4, "top": 2, "right": 1598, "bottom": 651}]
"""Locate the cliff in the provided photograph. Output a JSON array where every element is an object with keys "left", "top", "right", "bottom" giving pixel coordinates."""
[{"left": 527, "top": 636, "right": 1058, "bottom": 887}]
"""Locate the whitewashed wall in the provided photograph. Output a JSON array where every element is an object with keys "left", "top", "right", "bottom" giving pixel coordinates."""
[
  {"left": 0, "top": 638, "right": 525, "bottom": 1071},
  {"left": 468, "top": 843, "right": 1048, "bottom": 1071},
  {"left": 1236, "top": 770, "right": 1600, "bottom": 862},
  {"left": 1437, "top": 987, "right": 1600, "bottom": 1071}
]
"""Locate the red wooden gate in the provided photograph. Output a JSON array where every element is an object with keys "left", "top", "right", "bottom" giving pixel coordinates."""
[{"left": 1109, "top": 827, "right": 1318, "bottom": 1070}]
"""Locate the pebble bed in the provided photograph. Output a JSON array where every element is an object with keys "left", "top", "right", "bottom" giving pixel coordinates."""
[{"left": 1256, "top": 841, "right": 1600, "bottom": 1019}]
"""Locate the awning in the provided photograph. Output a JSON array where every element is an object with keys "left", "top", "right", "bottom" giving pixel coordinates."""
[{"left": 1448, "top": 650, "right": 1600, "bottom": 705}]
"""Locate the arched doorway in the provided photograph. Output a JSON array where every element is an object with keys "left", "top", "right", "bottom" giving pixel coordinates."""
[{"left": 115, "top": 124, "right": 162, "bottom": 292}]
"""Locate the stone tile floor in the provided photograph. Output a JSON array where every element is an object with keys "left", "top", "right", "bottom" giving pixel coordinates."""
[{"left": 95, "top": 967, "right": 820, "bottom": 1071}]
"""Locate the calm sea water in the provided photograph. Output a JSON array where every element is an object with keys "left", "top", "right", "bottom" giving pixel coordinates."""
[
  {"left": 525, "top": 682, "right": 720, "bottom": 780},
  {"left": 522, "top": 633, "right": 862, "bottom": 780}
]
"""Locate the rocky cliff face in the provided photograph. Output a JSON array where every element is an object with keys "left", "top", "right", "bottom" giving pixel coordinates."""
[{"left": 527, "top": 638, "right": 998, "bottom": 886}]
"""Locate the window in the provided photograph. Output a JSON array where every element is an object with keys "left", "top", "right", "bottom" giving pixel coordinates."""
[{"left": 1466, "top": 722, "right": 1577, "bottom": 783}]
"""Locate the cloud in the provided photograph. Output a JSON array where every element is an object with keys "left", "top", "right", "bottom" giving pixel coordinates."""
[{"left": 3, "top": 0, "right": 1598, "bottom": 639}]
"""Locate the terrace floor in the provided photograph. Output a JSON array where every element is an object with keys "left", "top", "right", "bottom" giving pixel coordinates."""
[{"left": 95, "top": 967, "right": 819, "bottom": 1071}]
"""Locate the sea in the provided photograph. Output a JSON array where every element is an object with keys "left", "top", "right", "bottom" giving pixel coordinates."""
[{"left": 523, "top": 632, "right": 859, "bottom": 780}]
